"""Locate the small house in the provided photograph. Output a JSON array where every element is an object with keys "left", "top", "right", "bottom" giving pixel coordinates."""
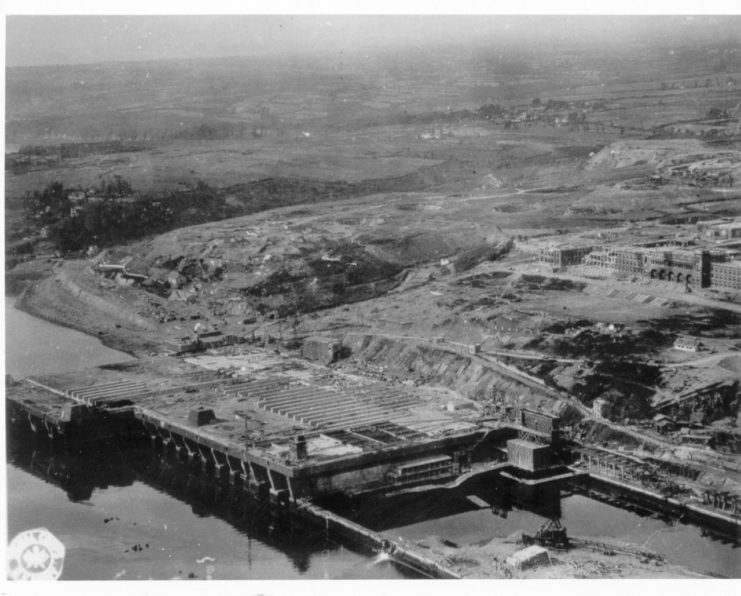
[
  {"left": 673, "top": 337, "right": 703, "bottom": 352},
  {"left": 653, "top": 414, "right": 678, "bottom": 434}
]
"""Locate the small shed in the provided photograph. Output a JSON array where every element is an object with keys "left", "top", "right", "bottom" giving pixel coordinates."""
[
  {"left": 506, "top": 545, "right": 550, "bottom": 570},
  {"left": 445, "top": 397, "right": 476, "bottom": 412},
  {"left": 653, "top": 414, "right": 678, "bottom": 434}
]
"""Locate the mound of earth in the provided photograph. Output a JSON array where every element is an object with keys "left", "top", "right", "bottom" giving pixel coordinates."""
[
  {"left": 101, "top": 203, "right": 504, "bottom": 319},
  {"left": 718, "top": 355, "right": 741, "bottom": 373},
  {"left": 584, "top": 139, "right": 708, "bottom": 170}
]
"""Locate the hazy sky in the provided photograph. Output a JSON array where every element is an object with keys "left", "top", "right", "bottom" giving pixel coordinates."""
[{"left": 6, "top": 15, "right": 741, "bottom": 68}]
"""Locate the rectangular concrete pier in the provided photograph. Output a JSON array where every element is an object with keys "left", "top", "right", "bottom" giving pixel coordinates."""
[{"left": 6, "top": 351, "right": 509, "bottom": 502}]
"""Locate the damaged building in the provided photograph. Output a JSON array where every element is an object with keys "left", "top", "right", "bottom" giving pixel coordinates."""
[{"left": 538, "top": 244, "right": 594, "bottom": 267}]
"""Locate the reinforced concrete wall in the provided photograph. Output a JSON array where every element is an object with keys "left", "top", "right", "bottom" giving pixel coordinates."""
[{"left": 507, "top": 439, "right": 552, "bottom": 472}]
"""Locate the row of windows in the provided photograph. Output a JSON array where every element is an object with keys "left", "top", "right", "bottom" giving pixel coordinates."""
[
  {"left": 712, "top": 267, "right": 741, "bottom": 277},
  {"left": 712, "top": 281, "right": 741, "bottom": 289},
  {"left": 647, "top": 262, "right": 695, "bottom": 271},
  {"left": 391, "top": 459, "right": 453, "bottom": 482},
  {"left": 713, "top": 271, "right": 741, "bottom": 278},
  {"left": 711, "top": 270, "right": 741, "bottom": 290},
  {"left": 616, "top": 264, "right": 643, "bottom": 272},
  {"left": 391, "top": 466, "right": 452, "bottom": 482}
]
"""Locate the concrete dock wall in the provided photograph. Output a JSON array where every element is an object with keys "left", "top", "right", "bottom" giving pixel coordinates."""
[
  {"left": 582, "top": 472, "right": 741, "bottom": 539},
  {"left": 298, "top": 501, "right": 461, "bottom": 579}
]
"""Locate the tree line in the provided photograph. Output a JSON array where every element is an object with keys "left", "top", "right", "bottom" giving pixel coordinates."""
[{"left": 25, "top": 178, "right": 235, "bottom": 253}]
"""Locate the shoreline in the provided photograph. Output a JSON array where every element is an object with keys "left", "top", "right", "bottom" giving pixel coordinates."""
[{"left": 7, "top": 268, "right": 143, "bottom": 360}]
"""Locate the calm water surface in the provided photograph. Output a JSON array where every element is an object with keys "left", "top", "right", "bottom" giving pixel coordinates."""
[
  {"left": 382, "top": 489, "right": 741, "bottom": 578},
  {"left": 5, "top": 298, "right": 135, "bottom": 377}
]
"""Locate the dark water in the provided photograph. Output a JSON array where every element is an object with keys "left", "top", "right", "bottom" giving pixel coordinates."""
[
  {"left": 5, "top": 300, "right": 741, "bottom": 579},
  {"left": 5, "top": 444, "right": 407, "bottom": 580},
  {"left": 409, "top": 491, "right": 741, "bottom": 577},
  {"left": 329, "top": 477, "right": 741, "bottom": 578},
  {"left": 5, "top": 300, "right": 406, "bottom": 580}
]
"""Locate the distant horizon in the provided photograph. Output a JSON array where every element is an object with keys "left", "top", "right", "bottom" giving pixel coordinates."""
[{"left": 6, "top": 14, "right": 741, "bottom": 68}]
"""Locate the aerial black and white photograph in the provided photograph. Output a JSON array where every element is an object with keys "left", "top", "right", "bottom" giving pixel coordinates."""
[{"left": 3, "top": 5, "right": 741, "bottom": 583}]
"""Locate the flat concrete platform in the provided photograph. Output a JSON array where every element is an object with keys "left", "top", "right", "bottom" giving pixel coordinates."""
[{"left": 7, "top": 346, "right": 498, "bottom": 498}]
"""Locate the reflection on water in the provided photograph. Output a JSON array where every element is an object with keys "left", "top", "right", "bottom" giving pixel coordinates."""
[
  {"left": 325, "top": 474, "right": 740, "bottom": 578},
  {"left": 6, "top": 439, "right": 412, "bottom": 580},
  {"left": 320, "top": 475, "right": 564, "bottom": 532}
]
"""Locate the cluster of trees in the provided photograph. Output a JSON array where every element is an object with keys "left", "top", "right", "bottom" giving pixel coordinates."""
[
  {"left": 27, "top": 180, "right": 172, "bottom": 251},
  {"left": 28, "top": 177, "right": 135, "bottom": 224},
  {"left": 531, "top": 98, "right": 571, "bottom": 111},
  {"left": 477, "top": 103, "right": 506, "bottom": 121},
  {"left": 171, "top": 122, "right": 253, "bottom": 141},
  {"left": 50, "top": 198, "right": 175, "bottom": 252},
  {"left": 349, "top": 97, "right": 609, "bottom": 132},
  {"left": 25, "top": 178, "right": 234, "bottom": 253},
  {"left": 28, "top": 182, "right": 72, "bottom": 227},
  {"left": 706, "top": 107, "right": 732, "bottom": 120}
]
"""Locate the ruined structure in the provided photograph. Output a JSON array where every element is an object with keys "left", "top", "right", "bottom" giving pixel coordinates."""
[
  {"left": 302, "top": 336, "right": 342, "bottom": 365},
  {"left": 538, "top": 245, "right": 594, "bottom": 267},
  {"left": 697, "top": 217, "right": 741, "bottom": 242}
]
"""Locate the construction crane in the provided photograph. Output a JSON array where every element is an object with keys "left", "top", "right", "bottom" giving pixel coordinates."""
[{"left": 521, "top": 518, "right": 570, "bottom": 549}]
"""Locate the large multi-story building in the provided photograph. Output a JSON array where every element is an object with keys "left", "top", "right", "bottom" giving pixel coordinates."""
[
  {"left": 582, "top": 246, "right": 714, "bottom": 287},
  {"left": 584, "top": 246, "right": 645, "bottom": 273},
  {"left": 538, "top": 245, "right": 593, "bottom": 267},
  {"left": 539, "top": 233, "right": 740, "bottom": 292},
  {"left": 641, "top": 248, "right": 710, "bottom": 287},
  {"left": 614, "top": 247, "right": 645, "bottom": 275},
  {"left": 710, "top": 260, "right": 741, "bottom": 290},
  {"left": 583, "top": 248, "right": 616, "bottom": 269}
]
